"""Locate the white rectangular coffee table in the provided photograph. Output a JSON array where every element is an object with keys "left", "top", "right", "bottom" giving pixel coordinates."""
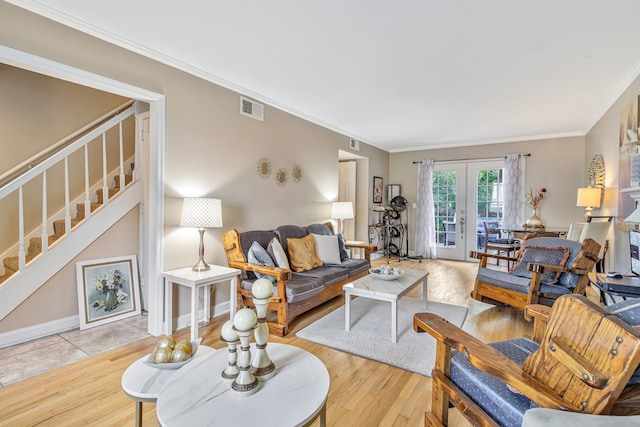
[{"left": 343, "top": 269, "right": 428, "bottom": 343}]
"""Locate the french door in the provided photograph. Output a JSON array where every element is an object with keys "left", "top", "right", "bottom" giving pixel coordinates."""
[{"left": 433, "top": 160, "right": 505, "bottom": 261}]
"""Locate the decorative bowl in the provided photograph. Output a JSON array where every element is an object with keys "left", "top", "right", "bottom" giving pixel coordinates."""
[
  {"left": 144, "top": 338, "right": 201, "bottom": 370},
  {"left": 369, "top": 267, "right": 403, "bottom": 281}
]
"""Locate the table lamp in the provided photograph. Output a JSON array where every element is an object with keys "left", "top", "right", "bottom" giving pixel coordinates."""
[
  {"left": 576, "top": 187, "right": 601, "bottom": 221},
  {"left": 331, "top": 201, "right": 354, "bottom": 235},
  {"left": 180, "top": 197, "right": 223, "bottom": 271}
]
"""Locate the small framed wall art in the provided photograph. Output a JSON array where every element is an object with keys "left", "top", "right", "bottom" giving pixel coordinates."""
[
  {"left": 373, "top": 176, "right": 383, "bottom": 204},
  {"left": 76, "top": 255, "right": 141, "bottom": 329}
]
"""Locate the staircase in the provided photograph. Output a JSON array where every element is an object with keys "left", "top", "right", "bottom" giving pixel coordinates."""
[
  {"left": 0, "top": 100, "right": 141, "bottom": 324},
  {"left": 0, "top": 169, "right": 133, "bottom": 285}
]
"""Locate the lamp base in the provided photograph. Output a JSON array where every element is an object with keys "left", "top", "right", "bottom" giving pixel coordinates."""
[{"left": 192, "top": 258, "right": 210, "bottom": 272}]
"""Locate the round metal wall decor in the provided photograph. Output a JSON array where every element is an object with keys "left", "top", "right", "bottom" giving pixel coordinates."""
[
  {"left": 257, "top": 158, "right": 272, "bottom": 179},
  {"left": 275, "top": 168, "right": 289, "bottom": 187},
  {"left": 292, "top": 164, "right": 304, "bottom": 183}
]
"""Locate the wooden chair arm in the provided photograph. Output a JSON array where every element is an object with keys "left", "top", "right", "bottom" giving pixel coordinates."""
[
  {"left": 226, "top": 261, "right": 291, "bottom": 281},
  {"left": 345, "top": 242, "right": 376, "bottom": 250},
  {"left": 413, "top": 312, "right": 570, "bottom": 409},
  {"left": 470, "top": 251, "right": 519, "bottom": 262},
  {"left": 344, "top": 242, "right": 376, "bottom": 261},
  {"left": 525, "top": 304, "right": 551, "bottom": 342}
]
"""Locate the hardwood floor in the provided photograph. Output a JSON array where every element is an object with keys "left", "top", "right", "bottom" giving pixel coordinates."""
[{"left": 0, "top": 258, "right": 535, "bottom": 427}]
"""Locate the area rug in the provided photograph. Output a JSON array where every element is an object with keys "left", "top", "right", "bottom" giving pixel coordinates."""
[{"left": 296, "top": 297, "right": 468, "bottom": 377}]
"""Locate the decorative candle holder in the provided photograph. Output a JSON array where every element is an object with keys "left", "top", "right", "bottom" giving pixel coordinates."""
[
  {"left": 231, "top": 308, "right": 259, "bottom": 397},
  {"left": 250, "top": 279, "right": 276, "bottom": 381},
  {"left": 250, "top": 297, "right": 276, "bottom": 380},
  {"left": 220, "top": 320, "right": 240, "bottom": 382}
]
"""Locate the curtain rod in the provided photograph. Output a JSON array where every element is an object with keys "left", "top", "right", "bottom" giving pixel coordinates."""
[{"left": 412, "top": 153, "right": 531, "bottom": 164}]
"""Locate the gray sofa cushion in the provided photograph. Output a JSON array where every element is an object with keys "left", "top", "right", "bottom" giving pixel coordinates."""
[
  {"left": 306, "top": 223, "right": 333, "bottom": 236},
  {"left": 295, "top": 266, "right": 350, "bottom": 287},
  {"left": 274, "top": 225, "right": 308, "bottom": 257},
  {"left": 450, "top": 338, "right": 539, "bottom": 427},
  {"left": 335, "top": 258, "right": 370, "bottom": 277},
  {"left": 239, "top": 230, "right": 278, "bottom": 280},
  {"left": 241, "top": 275, "right": 324, "bottom": 303}
]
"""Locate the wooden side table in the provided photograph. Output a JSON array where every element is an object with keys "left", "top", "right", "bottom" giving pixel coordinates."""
[
  {"left": 121, "top": 345, "right": 214, "bottom": 427},
  {"left": 162, "top": 265, "right": 240, "bottom": 341}
]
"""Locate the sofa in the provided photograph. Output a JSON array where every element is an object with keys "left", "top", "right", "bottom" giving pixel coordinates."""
[{"left": 222, "top": 222, "right": 376, "bottom": 336}]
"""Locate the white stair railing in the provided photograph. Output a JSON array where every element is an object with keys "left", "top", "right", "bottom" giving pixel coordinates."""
[{"left": 0, "top": 100, "right": 137, "bottom": 278}]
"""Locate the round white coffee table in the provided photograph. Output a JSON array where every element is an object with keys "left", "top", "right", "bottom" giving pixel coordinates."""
[
  {"left": 156, "top": 343, "right": 330, "bottom": 426},
  {"left": 121, "top": 345, "right": 213, "bottom": 426}
]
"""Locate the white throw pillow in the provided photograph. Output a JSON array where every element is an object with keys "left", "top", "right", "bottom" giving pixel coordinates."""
[
  {"left": 312, "top": 234, "right": 341, "bottom": 265},
  {"left": 267, "top": 238, "right": 290, "bottom": 270}
]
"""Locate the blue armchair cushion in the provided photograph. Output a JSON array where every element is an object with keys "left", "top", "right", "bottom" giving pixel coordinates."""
[
  {"left": 450, "top": 338, "right": 540, "bottom": 427},
  {"left": 247, "top": 241, "right": 276, "bottom": 283},
  {"left": 510, "top": 245, "right": 570, "bottom": 284}
]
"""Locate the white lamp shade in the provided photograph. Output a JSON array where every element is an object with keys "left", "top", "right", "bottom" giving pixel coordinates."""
[
  {"left": 180, "top": 197, "right": 223, "bottom": 228},
  {"left": 576, "top": 187, "right": 601, "bottom": 208},
  {"left": 332, "top": 201, "right": 354, "bottom": 219}
]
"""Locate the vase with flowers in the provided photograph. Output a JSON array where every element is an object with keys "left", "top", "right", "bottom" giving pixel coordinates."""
[{"left": 525, "top": 187, "right": 547, "bottom": 227}]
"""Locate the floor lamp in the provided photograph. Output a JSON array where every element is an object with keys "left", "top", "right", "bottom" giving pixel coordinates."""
[
  {"left": 181, "top": 197, "right": 223, "bottom": 271},
  {"left": 332, "top": 201, "right": 354, "bottom": 235}
]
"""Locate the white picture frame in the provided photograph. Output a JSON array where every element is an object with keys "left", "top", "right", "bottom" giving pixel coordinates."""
[{"left": 76, "top": 255, "right": 141, "bottom": 330}]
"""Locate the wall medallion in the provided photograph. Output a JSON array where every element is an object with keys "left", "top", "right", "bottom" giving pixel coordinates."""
[
  {"left": 292, "top": 165, "right": 304, "bottom": 183},
  {"left": 275, "top": 168, "right": 289, "bottom": 187},
  {"left": 257, "top": 158, "right": 272, "bottom": 179}
]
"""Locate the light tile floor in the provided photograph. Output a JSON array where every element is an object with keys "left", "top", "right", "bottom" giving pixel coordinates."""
[{"left": 0, "top": 314, "right": 150, "bottom": 387}]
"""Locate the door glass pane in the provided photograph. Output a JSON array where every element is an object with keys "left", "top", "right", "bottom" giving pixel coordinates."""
[
  {"left": 475, "top": 168, "right": 504, "bottom": 250},
  {"left": 433, "top": 170, "right": 457, "bottom": 247}
]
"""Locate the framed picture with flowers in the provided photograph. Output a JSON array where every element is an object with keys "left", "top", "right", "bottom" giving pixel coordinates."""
[{"left": 76, "top": 255, "right": 141, "bottom": 330}]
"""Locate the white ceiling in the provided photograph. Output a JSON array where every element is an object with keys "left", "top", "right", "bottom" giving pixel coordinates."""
[{"left": 10, "top": 0, "right": 640, "bottom": 152}]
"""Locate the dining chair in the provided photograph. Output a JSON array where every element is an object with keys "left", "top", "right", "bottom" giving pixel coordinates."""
[{"left": 483, "top": 221, "right": 520, "bottom": 269}]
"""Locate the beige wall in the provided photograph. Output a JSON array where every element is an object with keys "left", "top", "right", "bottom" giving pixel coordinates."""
[
  {"left": 389, "top": 136, "right": 587, "bottom": 252},
  {"left": 0, "top": 3, "right": 388, "bottom": 332},
  {"left": 585, "top": 73, "right": 640, "bottom": 272},
  {"left": 0, "top": 65, "right": 133, "bottom": 251}
]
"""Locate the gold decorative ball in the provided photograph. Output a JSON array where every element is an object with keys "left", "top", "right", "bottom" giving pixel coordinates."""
[{"left": 153, "top": 348, "right": 172, "bottom": 363}]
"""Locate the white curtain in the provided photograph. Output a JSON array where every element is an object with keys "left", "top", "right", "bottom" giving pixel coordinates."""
[
  {"left": 502, "top": 153, "right": 526, "bottom": 229},
  {"left": 415, "top": 159, "right": 437, "bottom": 259}
]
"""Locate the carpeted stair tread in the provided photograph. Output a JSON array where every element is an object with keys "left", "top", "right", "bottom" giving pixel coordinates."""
[
  {"left": 75, "top": 203, "right": 103, "bottom": 220},
  {"left": 28, "top": 235, "right": 62, "bottom": 254},
  {"left": 113, "top": 173, "right": 133, "bottom": 187},
  {"left": 53, "top": 219, "right": 83, "bottom": 236}
]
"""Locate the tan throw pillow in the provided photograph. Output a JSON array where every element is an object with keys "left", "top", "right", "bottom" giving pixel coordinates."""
[{"left": 287, "top": 234, "right": 323, "bottom": 272}]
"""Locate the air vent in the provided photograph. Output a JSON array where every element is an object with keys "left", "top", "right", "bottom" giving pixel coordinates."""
[
  {"left": 240, "top": 96, "right": 264, "bottom": 121},
  {"left": 349, "top": 137, "right": 360, "bottom": 151}
]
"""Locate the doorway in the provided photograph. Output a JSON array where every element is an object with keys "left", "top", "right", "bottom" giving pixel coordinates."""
[{"left": 433, "top": 160, "right": 505, "bottom": 261}]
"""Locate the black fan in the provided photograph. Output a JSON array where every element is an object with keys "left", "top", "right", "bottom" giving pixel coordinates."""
[{"left": 390, "top": 195, "right": 408, "bottom": 212}]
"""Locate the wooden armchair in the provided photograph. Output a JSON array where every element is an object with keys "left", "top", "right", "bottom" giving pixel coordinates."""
[
  {"left": 471, "top": 236, "right": 600, "bottom": 309},
  {"left": 414, "top": 295, "right": 640, "bottom": 426}
]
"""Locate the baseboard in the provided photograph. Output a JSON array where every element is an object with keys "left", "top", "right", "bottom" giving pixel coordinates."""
[
  {"left": 0, "top": 300, "right": 231, "bottom": 349},
  {"left": 0, "top": 315, "right": 79, "bottom": 349},
  {"left": 172, "top": 301, "right": 231, "bottom": 332}
]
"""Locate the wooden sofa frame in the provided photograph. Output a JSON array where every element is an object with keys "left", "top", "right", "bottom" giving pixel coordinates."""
[{"left": 222, "top": 222, "right": 376, "bottom": 336}]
